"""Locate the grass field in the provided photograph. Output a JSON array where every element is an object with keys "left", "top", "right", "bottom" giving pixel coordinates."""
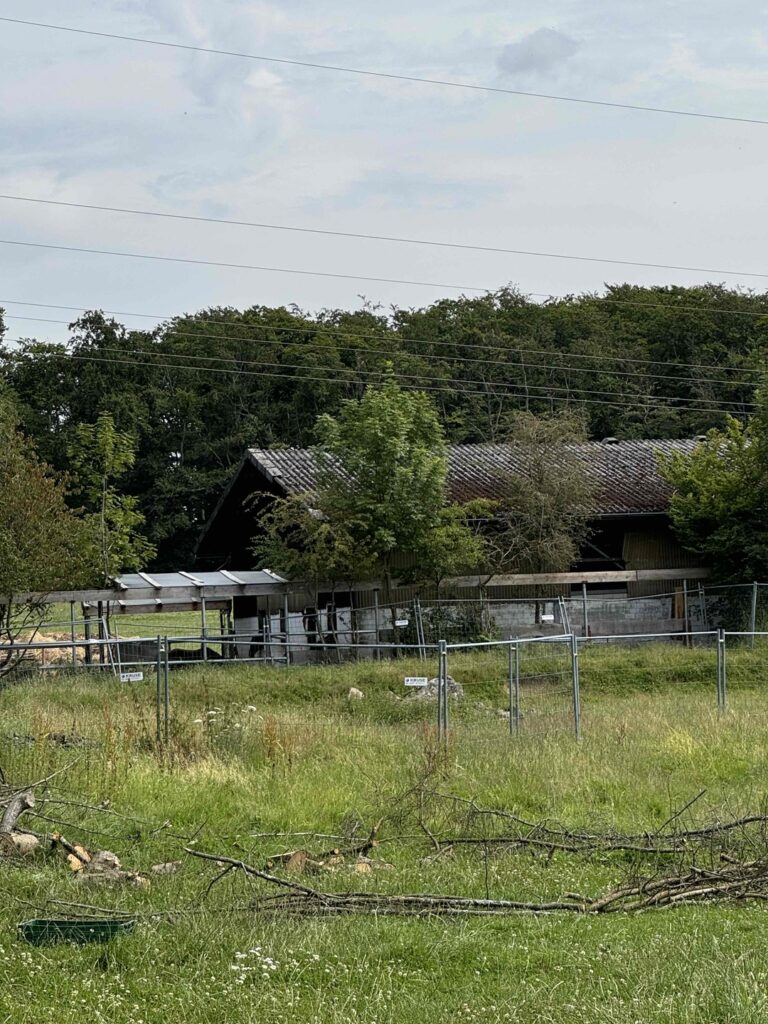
[{"left": 3, "top": 643, "right": 768, "bottom": 1024}]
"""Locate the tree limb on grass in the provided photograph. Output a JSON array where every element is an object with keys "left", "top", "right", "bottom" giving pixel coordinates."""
[{"left": 188, "top": 847, "right": 768, "bottom": 917}]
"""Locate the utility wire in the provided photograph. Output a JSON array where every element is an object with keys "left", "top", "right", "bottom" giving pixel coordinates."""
[
  {"left": 1, "top": 297, "right": 765, "bottom": 378},
  {"left": 4, "top": 193, "right": 768, "bottom": 281},
  {"left": 5, "top": 234, "right": 768, "bottom": 314},
  {"left": 1, "top": 16, "right": 765, "bottom": 127},
  {"left": 64, "top": 350, "right": 749, "bottom": 415},
  {"left": 4, "top": 293, "right": 768, "bottom": 328},
  {"left": 54, "top": 341, "right": 757, "bottom": 409},
  {"left": 3, "top": 312, "right": 762, "bottom": 391},
  {"left": 0, "top": 238, "right": 489, "bottom": 292},
  {"left": 0, "top": 336, "right": 750, "bottom": 416}
]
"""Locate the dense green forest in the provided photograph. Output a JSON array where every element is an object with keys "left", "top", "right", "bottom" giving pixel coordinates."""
[{"left": 1, "top": 283, "right": 766, "bottom": 569}]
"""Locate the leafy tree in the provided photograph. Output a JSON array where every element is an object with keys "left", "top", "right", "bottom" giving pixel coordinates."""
[
  {"left": 68, "top": 412, "right": 155, "bottom": 582},
  {"left": 485, "top": 412, "right": 596, "bottom": 575},
  {"left": 254, "top": 494, "right": 376, "bottom": 596},
  {"left": 0, "top": 392, "right": 97, "bottom": 671},
  {"left": 314, "top": 376, "right": 486, "bottom": 589},
  {"left": 659, "top": 381, "right": 768, "bottom": 581},
  {"left": 254, "top": 377, "right": 486, "bottom": 602},
  {"left": 3, "top": 285, "right": 768, "bottom": 569}
]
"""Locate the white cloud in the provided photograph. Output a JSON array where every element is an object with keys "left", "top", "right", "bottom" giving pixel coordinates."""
[
  {"left": 497, "top": 27, "right": 581, "bottom": 77},
  {"left": 0, "top": 0, "right": 768, "bottom": 342}
]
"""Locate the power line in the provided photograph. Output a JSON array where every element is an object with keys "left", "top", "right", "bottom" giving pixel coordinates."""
[
  {"left": 1, "top": 16, "right": 766, "bottom": 127},
  {"left": 0, "top": 336, "right": 751, "bottom": 417},
  {"left": 60, "top": 350, "right": 751, "bottom": 415},
  {"left": 60, "top": 352, "right": 753, "bottom": 416},
  {"left": 0, "top": 238, "right": 489, "bottom": 292},
  {"left": 4, "top": 293, "right": 768, "bottom": 329},
  {"left": 5, "top": 234, "right": 768, "bottom": 320},
  {"left": 4, "top": 193, "right": 768, "bottom": 281},
  {"left": 1, "top": 296, "right": 765, "bottom": 378},
  {"left": 59, "top": 342, "right": 759, "bottom": 409},
  {"left": 3, "top": 312, "right": 762, "bottom": 391}
]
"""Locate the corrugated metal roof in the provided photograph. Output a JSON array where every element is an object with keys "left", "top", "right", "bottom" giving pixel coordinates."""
[
  {"left": 247, "top": 438, "right": 698, "bottom": 515},
  {"left": 116, "top": 569, "right": 286, "bottom": 590}
]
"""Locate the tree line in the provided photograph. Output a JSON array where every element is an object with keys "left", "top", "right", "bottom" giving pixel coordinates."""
[{"left": 1, "top": 283, "right": 766, "bottom": 570}]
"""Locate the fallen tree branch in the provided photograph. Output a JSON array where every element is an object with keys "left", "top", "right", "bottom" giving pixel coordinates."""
[
  {"left": 0, "top": 788, "right": 35, "bottom": 835},
  {"left": 263, "top": 820, "right": 383, "bottom": 871},
  {"left": 187, "top": 847, "right": 768, "bottom": 918},
  {"left": 440, "top": 834, "right": 679, "bottom": 855},
  {"left": 426, "top": 790, "right": 768, "bottom": 857},
  {"left": 185, "top": 848, "right": 327, "bottom": 898}
]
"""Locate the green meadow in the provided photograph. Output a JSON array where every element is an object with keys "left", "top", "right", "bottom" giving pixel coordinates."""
[{"left": 2, "top": 642, "right": 768, "bottom": 1024}]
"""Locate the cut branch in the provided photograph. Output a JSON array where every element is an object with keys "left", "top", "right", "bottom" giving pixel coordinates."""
[{"left": 0, "top": 788, "right": 35, "bottom": 835}]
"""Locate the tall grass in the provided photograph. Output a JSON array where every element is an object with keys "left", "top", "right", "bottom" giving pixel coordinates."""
[{"left": 3, "top": 642, "right": 768, "bottom": 1023}]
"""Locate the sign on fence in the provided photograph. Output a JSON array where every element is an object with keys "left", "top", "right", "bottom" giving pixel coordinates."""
[
  {"left": 395, "top": 618, "right": 410, "bottom": 627},
  {"left": 120, "top": 671, "right": 144, "bottom": 683},
  {"left": 404, "top": 676, "right": 428, "bottom": 687}
]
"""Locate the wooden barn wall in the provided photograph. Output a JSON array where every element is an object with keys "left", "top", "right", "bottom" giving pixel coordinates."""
[{"left": 623, "top": 529, "right": 702, "bottom": 597}]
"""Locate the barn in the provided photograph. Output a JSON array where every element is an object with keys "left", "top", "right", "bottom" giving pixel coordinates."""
[
  {"left": 197, "top": 437, "right": 703, "bottom": 581},
  {"left": 195, "top": 438, "right": 709, "bottom": 650}
]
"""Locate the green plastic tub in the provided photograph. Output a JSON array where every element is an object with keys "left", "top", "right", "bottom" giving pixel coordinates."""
[{"left": 17, "top": 918, "right": 136, "bottom": 945}]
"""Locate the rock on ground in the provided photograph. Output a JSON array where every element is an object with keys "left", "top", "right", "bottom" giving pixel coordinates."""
[{"left": 411, "top": 676, "right": 464, "bottom": 700}]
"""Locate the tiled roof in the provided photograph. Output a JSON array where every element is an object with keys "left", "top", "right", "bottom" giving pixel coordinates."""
[{"left": 247, "top": 438, "right": 698, "bottom": 515}]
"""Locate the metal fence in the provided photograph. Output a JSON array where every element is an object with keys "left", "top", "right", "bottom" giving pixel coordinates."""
[
  {"left": 2, "top": 625, "right": 767, "bottom": 745},
  {"left": 10, "top": 582, "right": 768, "bottom": 664},
  {"left": 436, "top": 628, "right": 768, "bottom": 743},
  {"left": 321, "top": 583, "right": 768, "bottom": 651}
]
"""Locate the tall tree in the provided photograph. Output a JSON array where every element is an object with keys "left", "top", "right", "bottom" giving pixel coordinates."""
[
  {"left": 659, "top": 379, "right": 768, "bottom": 581},
  {"left": 255, "top": 377, "right": 486, "bottom": 598},
  {"left": 485, "top": 412, "right": 596, "bottom": 575},
  {"left": 0, "top": 392, "right": 97, "bottom": 672},
  {"left": 3, "top": 285, "right": 768, "bottom": 569},
  {"left": 68, "top": 412, "right": 155, "bottom": 582}
]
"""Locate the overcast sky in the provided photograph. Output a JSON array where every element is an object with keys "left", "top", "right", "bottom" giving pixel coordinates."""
[{"left": 1, "top": 0, "right": 768, "bottom": 344}]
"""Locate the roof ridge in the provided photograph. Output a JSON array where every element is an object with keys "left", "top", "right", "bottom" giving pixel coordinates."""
[{"left": 250, "top": 437, "right": 699, "bottom": 457}]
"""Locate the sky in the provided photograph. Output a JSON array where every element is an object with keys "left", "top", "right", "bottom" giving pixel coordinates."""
[{"left": 1, "top": 0, "right": 768, "bottom": 344}]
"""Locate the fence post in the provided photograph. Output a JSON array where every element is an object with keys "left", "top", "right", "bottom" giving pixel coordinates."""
[
  {"left": 717, "top": 627, "right": 727, "bottom": 711},
  {"left": 264, "top": 606, "right": 274, "bottom": 667},
  {"left": 163, "top": 635, "right": 170, "bottom": 744},
  {"left": 373, "top": 590, "right": 381, "bottom": 661},
  {"left": 508, "top": 641, "right": 520, "bottom": 737},
  {"left": 83, "top": 611, "right": 92, "bottom": 666},
  {"left": 682, "top": 580, "right": 690, "bottom": 648},
  {"left": 570, "top": 633, "right": 582, "bottom": 741},
  {"left": 201, "top": 595, "right": 208, "bottom": 662},
  {"left": 283, "top": 594, "right": 292, "bottom": 666},
  {"left": 69, "top": 601, "right": 77, "bottom": 669},
  {"left": 155, "top": 635, "right": 162, "bottom": 743},
  {"left": 582, "top": 582, "right": 589, "bottom": 638},
  {"left": 437, "top": 639, "right": 448, "bottom": 745},
  {"left": 750, "top": 582, "right": 758, "bottom": 648}
]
